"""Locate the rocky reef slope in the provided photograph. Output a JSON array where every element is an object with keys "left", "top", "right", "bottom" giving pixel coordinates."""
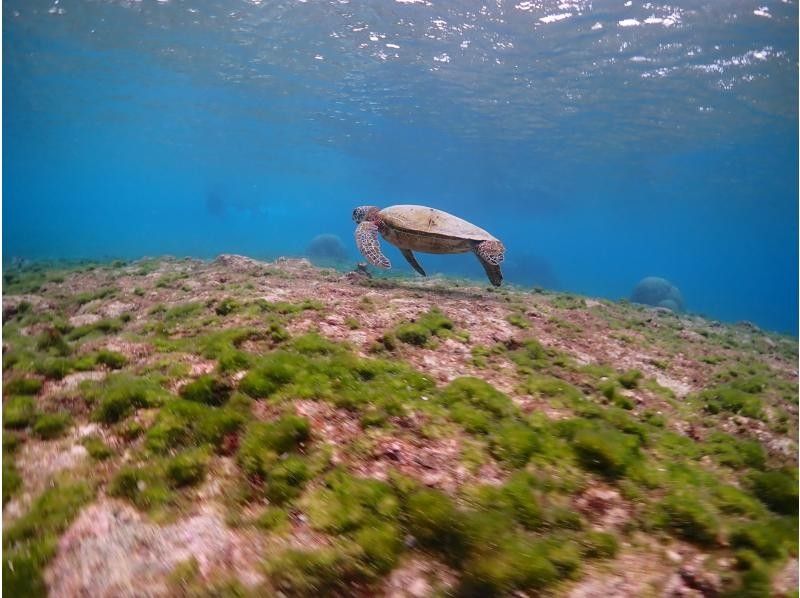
[{"left": 2, "top": 255, "right": 797, "bottom": 597}]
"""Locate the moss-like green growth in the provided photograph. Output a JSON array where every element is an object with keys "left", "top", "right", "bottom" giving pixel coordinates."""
[
  {"left": 749, "top": 469, "right": 798, "bottom": 515},
  {"left": 730, "top": 519, "right": 792, "bottom": 561},
  {"left": 459, "top": 535, "right": 558, "bottom": 595},
  {"left": 239, "top": 341, "right": 433, "bottom": 416},
  {"left": 35, "top": 328, "right": 71, "bottom": 356},
  {"left": 4, "top": 377, "right": 43, "bottom": 396},
  {"left": 291, "top": 332, "right": 342, "bottom": 356},
  {"left": 393, "top": 308, "right": 455, "bottom": 347},
  {"left": 550, "top": 295, "right": 586, "bottom": 310},
  {"left": 617, "top": 369, "right": 643, "bottom": 389},
  {"left": 526, "top": 375, "right": 583, "bottom": 404},
  {"left": 441, "top": 377, "right": 516, "bottom": 421},
  {"left": 490, "top": 421, "right": 540, "bottom": 467},
  {"left": 698, "top": 385, "right": 763, "bottom": 419},
  {"left": 394, "top": 323, "right": 430, "bottom": 346},
  {"left": 109, "top": 465, "right": 172, "bottom": 511},
  {"left": 266, "top": 544, "right": 366, "bottom": 594},
  {"left": 239, "top": 352, "right": 306, "bottom": 398},
  {"left": 155, "top": 329, "right": 260, "bottom": 373},
  {"left": 3, "top": 480, "right": 94, "bottom": 597},
  {"left": 345, "top": 317, "right": 360, "bottom": 330},
  {"left": 653, "top": 491, "right": 720, "bottom": 545},
  {"left": 118, "top": 420, "right": 145, "bottom": 441},
  {"left": 568, "top": 421, "right": 640, "bottom": 478},
  {"left": 33, "top": 356, "right": 75, "bottom": 380},
  {"left": 2, "top": 459, "right": 22, "bottom": 506},
  {"left": 165, "top": 450, "right": 208, "bottom": 488},
  {"left": 163, "top": 302, "right": 205, "bottom": 323},
  {"left": 180, "top": 375, "right": 231, "bottom": 406},
  {"left": 238, "top": 415, "right": 310, "bottom": 478},
  {"left": 403, "top": 487, "right": 465, "bottom": 560},
  {"left": 33, "top": 412, "right": 72, "bottom": 439},
  {"left": 265, "top": 455, "right": 311, "bottom": 504},
  {"left": 303, "top": 470, "right": 400, "bottom": 535},
  {"left": 90, "top": 374, "right": 169, "bottom": 424},
  {"left": 215, "top": 297, "right": 240, "bottom": 316},
  {"left": 146, "top": 399, "right": 244, "bottom": 454},
  {"left": 581, "top": 531, "right": 619, "bottom": 558},
  {"left": 417, "top": 308, "right": 454, "bottom": 333},
  {"left": 705, "top": 432, "right": 766, "bottom": 470},
  {"left": 3, "top": 395, "right": 38, "bottom": 429},
  {"left": 81, "top": 435, "right": 113, "bottom": 460},
  {"left": 74, "top": 287, "right": 115, "bottom": 306},
  {"left": 265, "top": 318, "right": 290, "bottom": 343},
  {"left": 509, "top": 338, "right": 550, "bottom": 371},
  {"left": 257, "top": 299, "right": 324, "bottom": 315},
  {"left": 470, "top": 473, "right": 544, "bottom": 530},
  {"left": 732, "top": 564, "right": 773, "bottom": 598},
  {"left": 94, "top": 349, "right": 127, "bottom": 370},
  {"left": 506, "top": 313, "right": 529, "bottom": 329},
  {"left": 256, "top": 506, "right": 290, "bottom": 532},
  {"left": 66, "top": 317, "right": 125, "bottom": 341}
]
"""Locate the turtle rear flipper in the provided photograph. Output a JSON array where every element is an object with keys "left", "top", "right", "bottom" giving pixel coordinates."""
[
  {"left": 400, "top": 249, "right": 427, "bottom": 277},
  {"left": 355, "top": 221, "right": 391, "bottom": 269}
]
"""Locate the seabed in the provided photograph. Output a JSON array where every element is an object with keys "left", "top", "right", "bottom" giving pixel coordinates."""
[{"left": 2, "top": 255, "right": 797, "bottom": 596}]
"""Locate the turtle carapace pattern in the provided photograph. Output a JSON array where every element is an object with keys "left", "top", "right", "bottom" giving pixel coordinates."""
[{"left": 352, "top": 204, "right": 505, "bottom": 286}]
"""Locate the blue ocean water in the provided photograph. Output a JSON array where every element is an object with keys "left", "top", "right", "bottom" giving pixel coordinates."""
[{"left": 4, "top": 0, "right": 798, "bottom": 333}]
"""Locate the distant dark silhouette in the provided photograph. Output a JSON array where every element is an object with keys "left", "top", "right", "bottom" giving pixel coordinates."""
[
  {"left": 206, "top": 191, "right": 226, "bottom": 217},
  {"left": 631, "top": 276, "right": 685, "bottom": 312},
  {"left": 306, "top": 234, "right": 349, "bottom": 265}
]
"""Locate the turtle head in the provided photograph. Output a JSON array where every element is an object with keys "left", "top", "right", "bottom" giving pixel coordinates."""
[{"left": 352, "top": 206, "right": 380, "bottom": 224}]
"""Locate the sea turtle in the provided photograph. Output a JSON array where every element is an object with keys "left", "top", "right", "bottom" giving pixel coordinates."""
[{"left": 352, "top": 204, "right": 506, "bottom": 286}]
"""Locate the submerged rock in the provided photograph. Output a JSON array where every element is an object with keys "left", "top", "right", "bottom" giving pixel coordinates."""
[
  {"left": 630, "top": 276, "right": 684, "bottom": 312},
  {"left": 306, "top": 234, "right": 349, "bottom": 266}
]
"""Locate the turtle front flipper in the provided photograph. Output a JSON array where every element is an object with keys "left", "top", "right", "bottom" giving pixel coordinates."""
[
  {"left": 355, "top": 221, "right": 391, "bottom": 269},
  {"left": 475, "top": 240, "right": 505, "bottom": 286},
  {"left": 400, "top": 249, "right": 427, "bottom": 277}
]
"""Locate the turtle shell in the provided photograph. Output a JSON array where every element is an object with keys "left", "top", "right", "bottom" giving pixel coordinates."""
[{"left": 379, "top": 205, "right": 496, "bottom": 242}]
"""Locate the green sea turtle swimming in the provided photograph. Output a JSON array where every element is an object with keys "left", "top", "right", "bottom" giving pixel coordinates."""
[{"left": 352, "top": 204, "right": 506, "bottom": 286}]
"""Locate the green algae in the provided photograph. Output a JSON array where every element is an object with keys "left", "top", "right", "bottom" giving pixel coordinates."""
[
  {"left": 81, "top": 435, "right": 113, "bottom": 460},
  {"left": 3, "top": 480, "right": 95, "bottom": 597},
  {"left": 180, "top": 374, "right": 232, "bottom": 406},
  {"left": 1, "top": 259, "right": 796, "bottom": 596},
  {"left": 215, "top": 297, "right": 240, "bottom": 316},
  {"left": 652, "top": 491, "right": 721, "bottom": 545},
  {"left": 3, "top": 395, "right": 38, "bottom": 428},
  {"left": 88, "top": 373, "right": 170, "bottom": 424},
  {"left": 33, "top": 412, "right": 73, "bottom": 439},
  {"left": 146, "top": 399, "right": 244, "bottom": 454},
  {"left": 66, "top": 317, "right": 126, "bottom": 341},
  {"left": 748, "top": 469, "right": 798, "bottom": 515},
  {"left": 165, "top": 449, "right": 209, "bottom": 488},
  {"left": 393, "top": 307, "right": 458, "bottom": 347},
  {"left": 4, "top": 377, "right": 43, "bottom": 396}
]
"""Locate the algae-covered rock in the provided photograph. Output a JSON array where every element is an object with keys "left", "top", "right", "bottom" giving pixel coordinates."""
[
  {"left": 306, "top": 234, "right": 349, "bottom": 266},
  {"left": 630, "top": 276, "right": 684, "bottom": 312}
]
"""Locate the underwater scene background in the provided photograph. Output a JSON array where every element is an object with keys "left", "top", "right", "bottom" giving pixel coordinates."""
[{"left": 4, "top": 0, "right": 798, "bottom": 332}]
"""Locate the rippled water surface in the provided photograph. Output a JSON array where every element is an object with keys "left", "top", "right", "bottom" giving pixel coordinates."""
[{"left": 4, "top": 0, "right": 798, "bottom": 331}]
